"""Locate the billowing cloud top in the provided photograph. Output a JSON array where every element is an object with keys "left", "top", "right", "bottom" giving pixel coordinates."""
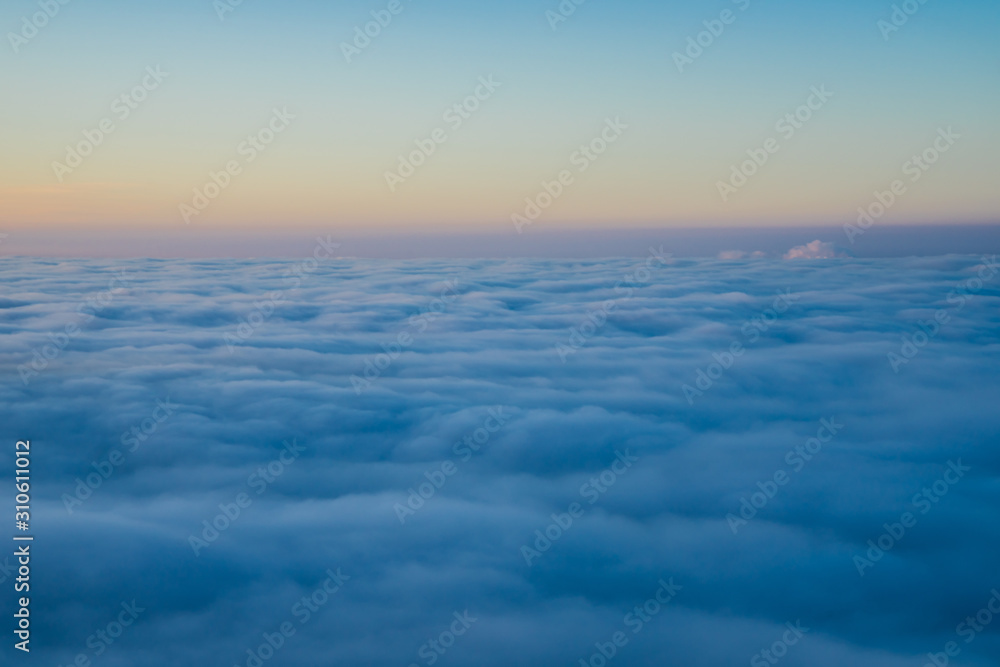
[{"left": 0, "top": 254, "right": 998, "bottom": 666}]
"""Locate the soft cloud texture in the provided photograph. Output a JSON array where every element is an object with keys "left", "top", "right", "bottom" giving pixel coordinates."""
[{"left": 0, "top": 255, "right": 998, "bottom": 666}]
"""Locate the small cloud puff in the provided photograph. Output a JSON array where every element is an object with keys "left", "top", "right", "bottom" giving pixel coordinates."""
[{"left": 783, "top": 240, "right": 848, "bottom": 260}]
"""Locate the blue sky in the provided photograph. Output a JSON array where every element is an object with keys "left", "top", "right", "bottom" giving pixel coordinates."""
[{"left": 1, "top": 0, "right": 998, "bottom": 240}]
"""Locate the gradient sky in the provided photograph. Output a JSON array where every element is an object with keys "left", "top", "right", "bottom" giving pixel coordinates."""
[{"left": 1, "top": 0, "right": 998, "bottom": 235}]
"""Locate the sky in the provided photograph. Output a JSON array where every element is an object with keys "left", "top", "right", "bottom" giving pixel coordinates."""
[{"left": 1, "top": 0, "right": 998, "bottom": 243}]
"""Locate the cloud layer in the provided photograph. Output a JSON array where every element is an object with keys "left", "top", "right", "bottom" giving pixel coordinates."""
[{"left": 1, "top": 255, "right": 999, "bottom": 666}]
